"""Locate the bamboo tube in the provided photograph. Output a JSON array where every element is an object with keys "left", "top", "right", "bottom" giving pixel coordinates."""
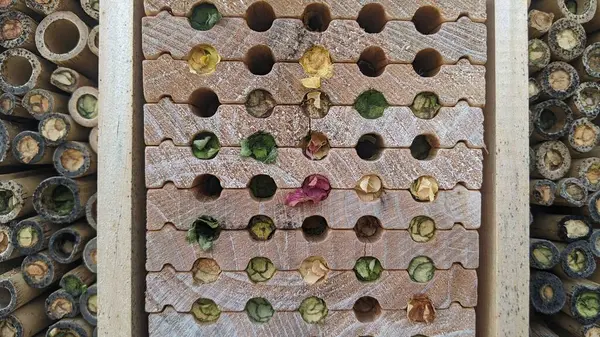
[
  {"left": 68, "top": 86, "right": 97, "bottom": 127},
  {"left": 0, "top": 224, "right": 25, "bottom": 262},
  {"left": 531, "top": 214, "right": 592, "bottom": 242},
  {"left": 590, "top": 230, "right": 600, "bottom": 257},
  {"left": 48, "top": 222, "right": 95, "bottom": 263},
  {"left": 83, "top": 237, "right": 95, "bottom": 273},
  {"left": 531, "top": 320, "right": 560, "bottom": 336},
  {"left": 568, "top": 157, "right": 600, "bottom": 191},
  {"left": 0, "top": 119, "right": 29, "bottom": 167},
  {"left": 32, "top": 175, "right": 96, "bottom": 224},
  {"left": 21, "top": 250, "right": 74, "bottom": 289},
  {"left": 88, "top": 127, "right": 97, "bottom": 154},
  {"left": 530, "top": 77, "right": 543, "bottom": 103},
  {"left": 0, "top": 10, "right": 36, "bottom": 52},
  {"left": 568, "top": 118, "right": 600, "bottom": 155},
  {"left": 531, "top": 99, "right": 574, "bottom": 141},
  {"left": 0, "top": 0, "right": 38, "bottom": 17},
  {"left": 34, "top": 11, "right": 97, "bottom": 79},
  {"left": 85, "top": 193, "right": 95, "bottom": 229},
  {"left": 0, "top": 92, "right": 31, "bottom": 119},
  {"left": 554, "top": 177, "right": 589, "bottom": 207},
  {"left": 0, "top": 48, "right": 54, "bottom": 95},
  {"left": 531, "top": 238, "right": 561, "bottom": 270},
  {"left": 80, "top": 0, "right": 98, "bottom": 21},
  {"left": 546, "top": 18, "right": 587, "bottom": 61},
  {"left": 537, "top": 61, "right": 581, "bottom": 100},
  {"left": 573, "top": 43, "right": 600, "bottom": 82},
  {"left": 529, "top": 10, "right": 555, "bottom": 38},
  {"left": 583, "top": 190, "right": 600, "bottom": 223},
  {"left": 561, "top": 277, "right": 600, "bottom": 325},
  {"left": 46, "top": 317, "right": 94, "bottom": 337},
  {"left": 25, "top": 0, "right": 90, "bottom": 23},
  {"left": 554, "top": 241, "right": 596, "bottom": 278},
  {"left": 532, "top": 141, "right": 572, "bottom": 180},
  {"left": 45, "top": 288, "right": 79, "bottom": 320},
  {"left": 532, "top": 0, "right": 597, "bottom": 24},
  {"left": 529, "top": 39, "right": 552, "bottom": 73},
  {"left": 49, "top": 67, "right": 94, "bottom": 94},
  {"left": 22, "top": 89, "right": 68, "bottom": 120},
  {"left": 0, "top": 294, "right": 53, "bottom": 337},
  {"left": 529, "top": 110, "right": 535, "bottom": 137},
  {"left": 569, "top": 82, "right": 600, "bottom": 119},
  {"left": 0, "top": 169, "right": 55, "bottom": 223},
  {"left": 0, "top": 256, "right": 24, "bottom": 275},
  {"left": 531, "top": 270, "right": 567, "bottom": 315},
  {"left": 79, "top": 283, "right": 96, "bottom": 326},
  {"left": 59, "top": 264, "right": 94, "bottom": 297},
  {"left": 552, "top": 312, "right": 600, "bottom": 337},
  {"left": 11, "top": 131, "right": 53, "bottom": 165},
  {"left": 87, "top": 25, "right": 97, "bottom": 56},
  {"left": 53, "top": 141, "right": 97, "bottom": 178},
  {"left": 0, "top": 267, "right": 45, "bottom": 316},
  {"left": 12, "top": 215, "right": 63, "bottom": 255},
  {"left": 531, "top": 179, "right": 557, "bottom": 206},
  {"left": 38, "top": 113, "right": 89, "bottom": 147}
]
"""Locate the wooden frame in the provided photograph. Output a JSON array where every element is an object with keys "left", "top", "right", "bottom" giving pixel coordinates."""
[{"left": 98, "top": 0, "right": 530, "bottom": 336}]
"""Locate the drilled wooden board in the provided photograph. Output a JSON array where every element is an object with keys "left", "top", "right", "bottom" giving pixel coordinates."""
[
  {"left": 148, "top": 304, "right": 476, "bottom": 337},
  {"left": 142, "top": 14, "right": 487, "bottom": 64}
]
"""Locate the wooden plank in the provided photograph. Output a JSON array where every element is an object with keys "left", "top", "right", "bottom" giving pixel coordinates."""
[
  {"left": 142, "top": 57, "right": 487, "bottom": 107},
  {"left": 147, "top": 184, "right": 482, "bottom": 231},
  {"left": 145, "top": 224, "right": 479, "bottom": 271},
  {"left": 142, "top": 14, "right": 487, "bottom": 64},
  {"left": 148, "top": 304, "right": 476, "bottom": 337}
]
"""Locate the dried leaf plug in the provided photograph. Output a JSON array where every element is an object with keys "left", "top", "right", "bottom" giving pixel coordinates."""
[{"left": 407, "top": 294, "right": 436, "bottom": 323}]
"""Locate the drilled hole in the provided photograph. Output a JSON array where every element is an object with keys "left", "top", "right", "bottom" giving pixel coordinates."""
[
  {"left": 303, "top": 131, "right": 330, "bottom": 160},
  {"left": 44, "top": 19, "right": 80, "bottom": 54},
  {"left": 2, "top": 55, "right": 32, "bottom": 86},
  {"left": 357, "top": 3, "right": 387, "bottom": 33},
  {"left": 412, "top": 49, "right": 442, "bottom": 77},
  {"left": 192, "top": 174, "right": 223, "bottom": 200},
  {"left": 301, "top": 91, "right": 332, "bottom": 118},
  {"left": 299, "top": 256, "right": 329, "bottom": 284},
  {"left": 248, "top": 215, "right": 276, "bottom": 241},
  {"left": 245, "top": 89, "right": 276, "bottom": 118},
  {"left": 353, "top": 256, "right": 383, "bottom": 282},
  {"left": 353, "top": 296, "right": 382, "bottom": 323},
  {"left": 302, "top": 3, "right": 331, "bottom": 32},
  {"left": 302, "top": 216, "right": 329, "bottom": 242},
  {"left": 358, "top": 47, "right": 388, "bottom": 77},
  {"left": 245, "top": 1, "right": 275, "bottom": 32},
  {"left": 189, "top": 88, "right": 220, "bottom": 117},
  {"left": 191, "top": 132, "right": 220, "bottom": 160},
  {"left": 409, "top": 216, "right": 436, "bottom": 242},
  {"left": 354, "top": 216, "right": 382, "bottom": 243},
  {"left": 411, "top": 92, "right": 441, "bottom": 119},
  {"left": 191, "top": 258, "right": 221, "bottom": 284},
  {"left": 244, "top": 45, "right": 275, "bottom": 75},
  {"left": 412, "top": 6, "right": 442, "bottom": 35},
  {"left": 188, "top": 3, "right": 222, "bottom": 31},
  {"left": 356, "top": 134, "right": 383, "bottom": 160},
  {"left": 248, "top": 175, "right": 277, "bottom": 199},
  {"left": 410, "top": 135, "right": 437, "bottom": 160},
  {"left": 245, "top": 297, "right": 274, "bottom": 323}
]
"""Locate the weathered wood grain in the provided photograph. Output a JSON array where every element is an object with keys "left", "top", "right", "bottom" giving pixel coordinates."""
[
  {"left": 143, "top": 56, "right": 487, "bottom": 107},
  {"left": 147, "top": 184, "right": 481, "bottom": 231},
  {"left": 144, "top": 99, "right": 484, "bottom": 148},
  {"left": 148, "top": 304, "right": 476, "bottom": 337},
  {"left": 145, "top": 143, "right": 483, "bottom": 189},
  {"left": 145, "top": 224, "right": 478, "bottom": 271},
  {"left": 146, "top": 264, "right": 477, "bottom": 312},
  {"left": 142, "top": 14, "right": 487, "bottom": 64},
  {"left": 143, "top": 0, "right": 487, "bottom": 22}
]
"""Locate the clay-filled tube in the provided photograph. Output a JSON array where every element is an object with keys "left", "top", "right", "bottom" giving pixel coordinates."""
[
  {"left": 573, "top": 43, "right": 600, "bottom": 82},
  {"left": 0, "top": 0, "right": 38, "bottom": 17},
  {"left": 551, "top": 311, "right": 600, "bottom": 337},
  {"left": 49, "top": 67, "right": 94, "bottom": 94},
  {"left": 21, "top": 250, "right": 75, "bottom": 289},
  {"left": 554, "top": 177, "right": 588, "bottom": 207},
  {"left": 38, "top": 113, "right": 89, "bottom": 147},
  {"left": 567, "top": 118, "right": 600, "bottom": 155},
  {"left": 531, "top": 214, "right": 592, "bottom": 242},
  {"left": 531, "top": 179, "right": 557, "bottom": 206},
  {"left": 25, "top": 0, "right": 91, "bottom": 25},
  {"left": 68, "top": 86, "right": 97, "bottom": 127},
  {"left": 85, "top": 193, "right": 95, "bottom": 229},
  {"left": 12, "top": 216, "right": 63, "bottom": 255},
  {"left": 22, "top": 89, "right": 68, "bottom": 120},
  {"left": 530, "top": 238, "right": 561, "bottom": 270},
  {"left": 48, "top": 222, "right": 95, "bottom": 263},
  {"left": 531, "top": 271, "right": 567, "bottom": 315},
  {"left": 87, "top": 25, "right": 97, "bottom": 56},
  {"left": 46, "top": 317, "right": 94, "bottom": 337},
  {"left": 11, "top": 131, "right": 53, "bottom": 165},
  {"left": 79, "top": 284, "right": 96, "bottom": 325},
  {"left": 45, "top": 288, "right": 79, "bottom": 320},
  {"left": 536, "top": 61, "right": 581, "bottom": 100},
  {"left": 82, "top": 237, "right": 95, "bottom": 273},
  {"left": 53, "top": 141, "right": 97, "bottom": 178},
  {"left": 531, "top": 99, "right": 574, "bottom": 141},
  {"left": 32, "top": 175, "right": 96, "bottom": 224},
  {"left": 0, "top": 10, "right": 37, "bottom": 51},
  {"left": 529, "top": 9, "right": 555, "bottom": 38},
  {"left": 553, "top": 241, "right": 597, "bottom": 279},
  {"left": 529, "top": 39, "right": 551, "bottom": 73},
  {"left": 529, "top": 77, "right": 543, "bottom": 103},
  {"left": 0, "top": 169, "right": 55, "bottom": 223},
  {"left": 567, "top": 157, "right": 600, "bottom": 191},
  {"left": 80, "top": 0, "right": 98, "bottom": 21},
  {"left": 546, "top": 18, "right": 587, "bottom": 61},
  {"left": 0, "top": 92, "right": 31, "bottom": 119},
  {"left": 0, "top": 294, "right": 53, "bottom": 337},
  {"left": 88, "top": 126, "right": 97, "bottom": 154},
  {"left": 59, "top": 264, "right": 95, "bottom": 297},
  {"left": 34, "top": 11, "right": 97, "bottom": 79},
  {"left": 0, "top": 48, "right": 54, "bottom": 95},
  {"left": 560, "top": 278, "right": 600, "bottom": 325},
  {"left": 532, "top": 0, "right": 598, "bottom": 23},
  {"left": 0, "top": 267, "right": 45, "bottom": 316},
  {"left": 569, "top": 82, "right": 600, "bottom": 119},
  {"left": 531, "top": 141, "right": 572, "bottom": 180}
]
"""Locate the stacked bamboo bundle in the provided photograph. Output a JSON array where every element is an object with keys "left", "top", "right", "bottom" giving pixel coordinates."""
[
  {"left": 0, "top": 0, "right": 99, "bottom": 335},
  {"left": 143, "top": 1, "right": 486, "bottom": 335},
  {"left": 529, "top": 0, "right": 600, "bottom": 336}
]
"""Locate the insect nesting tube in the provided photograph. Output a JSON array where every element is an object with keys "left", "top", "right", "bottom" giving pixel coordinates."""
[
  {"left": 79, "top": 284, "right": 97, "bottom": 325},
  {"left": 0, "top": 92, "right": 30, "bottom": 119},
  {"left": 531, "top": 214, "right": 592, "bottom": 242},
  {"left": 0, "top": 295, "right": 53, "bottom": 337},
  {"left": 0, "top": 10, "right": 37, "bottom": 51},
  {"left": 532, "top": 141, "right": 571, "bottom": 180},
  {"left": 554, "top": 241, "right": 596, "bottom": 278},
  {"left": 46, "top": 317, "right": 95, "bottom": 337},
  {"left": 33, "top": 176, "right": 96, "bottom": 224},
  {"left": 561, "top": 278, "right": 600, "bottom": 325},
  {"left": 45, "top": 289, "right": 80, "bottom": 320},
  {"left": 68, "top": 86, "right": 98, "bottom": 127},
  {"left": 553, "top": 177, "right": 588, "bottom": 207},
  {"left": 11, "top": 131, "right": 54, "bottom": 165},
  {"left": 22, "top": 89, "right": 69, "bottom": 120},
  {"left": 531, "top": 99, "right": 574, "bottom": 141},
  {"left": 50, "top": 67, "right": 95, "bottom": 93},
  {"left": 0, "top": 48, "right": 54, "bottom": 95},
  {"left": 530, "top": 239, "right": 560, "bottom": 270},
  {"left": 53, "top": 141, "right": 97, "bottom": 178},
  {"left": 38, "top": 113, "right": 89, "bottom": 146},
  {"left": 48, "top": 223, "right": 95, "bottom": 263},
  {"left": 21, "top": 250, "right": 75, "bottom": 289},
  {"left": 0, "top": 267, "right": 45, "bottom": 316},
  {"left": 546, "top": 18, "right": 587, "bottom": 62},
  {"left": 530, "top": 271, "right": 567, "bottom": 315},
  {"left": 12, "top": 216, "right": 63, "bottom": 255}
]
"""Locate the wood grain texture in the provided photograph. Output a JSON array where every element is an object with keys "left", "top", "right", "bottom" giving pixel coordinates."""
[
  {"left": 145, "top": 264, "right": 477, "bottom": 312},
  {"left": 143, "top": 0, "right": 487, "bottom": 22},
  {"left": 147, "top": 184, "right": 481, "bottom": 231},
  {"left": 142, "top": 14, "right": 487, "bottom": 64},
  {"left": 143, "top": 57, "right": 487, "bottom": 107},
  {"left": 148, "top": 304, "right": 476, "bottom": 337},
  {"left": 145, "top": 143, "right": 483, "bottom": 189},
  {"left": 144, "top": 99, "right": 484, "bottom": 148},
  {"left": 145, "top": 224, "right": 478, "bottom": 271}
]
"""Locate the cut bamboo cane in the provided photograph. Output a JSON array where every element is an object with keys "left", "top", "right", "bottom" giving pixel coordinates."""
[
  {"left": 530, "top": 77, "right": 543, "bottom": 103},
  {"left": 529, "top": 39, "right": 552, "bottom": 73},
  {"left": 0, "top": 119, "right": 27, "bottom": 167},
  {"left": 87, "top": 24, "right": 97, "bottom": 56},
  {"left": 554, "top": 177, "right": 589, "bottom": 207},
  {"left": 0, "top": 10, "right": 36, "bottom": 51},
  {"left": 529, "top": 10, "right": 555, "bottom": 38},
  {"left": 561, "top": 277, "right": 600, "bottom": 325},
  {"left": 568, "top": 118, "right": 600, "bottom": 155},
  {"left": 0, "top": 48, "right": 54, "bottom": 95},
  {"left": 80, "top": 0, "right": 98, "bottom": 21},
  {"left": 88, "top": 126, "right": 96, "bottom": 154},
  {"left": 532, "top": 0, "right": 597, "bottom": 23},
  {"left": 531, "top": 214, "right": 592, "bottom": 242},
  {"left": 532, "top": 141, "right": 572, "bottom": 180},
  {"left": 79, "top": 283, "right": 96, "bottom": 325},
  {"left": 45, "top": 288, "right": 79, "bottom": 320},
  {"left": 552, "top": 311, "right": 600, "bottom": 337},
  {"left": 569, "top": 82, "right": 600, "bottom": 119},
  {"left": 32, "top": 175, "right": 96, "bottom": 224},
  {"left": 11, "top": 131, "right": 53, "bottom": 165},
  {"left": 531, "top": 320, "right": 560, "bottom": 337},
  {"left": 12, "top": 215, "right": 63, "bottom": 255},
  {"left": 68, "top": 86, "right": 97, "bottom": 127},
  {"left": 0, "top": 267, "right": 45, "bottom": 316},
  {"left": 49, "top": 67, "right": 94, "bottom": 94},
  {"left": 573, "top": 43, "right": 600, "bottom": 82},
  {"left": 531, "top": 270, "right": 567, "bottom": 315},
  {"left": 38, "top": 113, "right": 89, "bottom": 147},
  {"left": 590, "top": 230, "right": 600, "bottom": 257},
  {"left": 0, "top": 256, "right": 24, "bottom": 275},
  {"left": 568, "top": 157, "right": 600, "bottom": 191},
  {"left": 0, "top": 169, "right": 55, "bottom": 222},
  {"left": 0, "top": 92, "right": 31, "bottom": 119},
  {"left": 546, "top": 18, "right": 587, "bottom": 61},
  {"left": 82, "top": 237, "right": 95, "bottom": 273},
  {"left": 53, "top": 141, "right": 97, "bottom": 178},
  {"left": 22, "top": 89, "right": 68, "bottom": 120},
  {"left": 0, "top": 295, "right": 53, "bottom": 337},
  {"left": 0, "top": 0, "right": 37, "bottom": 17},
  {"left": 531, "top": 179, "right": 557, "bottom": 206},
  {"left": 59, "top": 264, "right": 94, "bottom": 297},
  {"left": 537, "top": 61, "right": 581, "bottom": 100},
  {"left": 34, "top": 11, "right": 97, "bottom": 79},
  {"left": 0, "top": 224, "right": 24, "bottom": 262},
  {"left": 85, "top": 193, "right": 95, "bottom": 229},
  {"left": 48, "top": 222, "right": 94, "bottom": 263},
  {"left": 583, "top": 190, "right": 600, "bottom": 223},
  {"left": 46, "top": 317, "right": 94, "bottom": 337},
  {"left": 25, "top": 0, "right": 89, "bottom": 24},
  {"left": 21, "top": 250, "right": 74, "bottom": 289},
  {"left": 531, "top": 99, "right": 574, "bottom": 141},
  {"left": 530, "top": 238, "right": 561, "bottom": 270},
  {"left": 554, "top": 241, "right": 597, "bottom": 278}
]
